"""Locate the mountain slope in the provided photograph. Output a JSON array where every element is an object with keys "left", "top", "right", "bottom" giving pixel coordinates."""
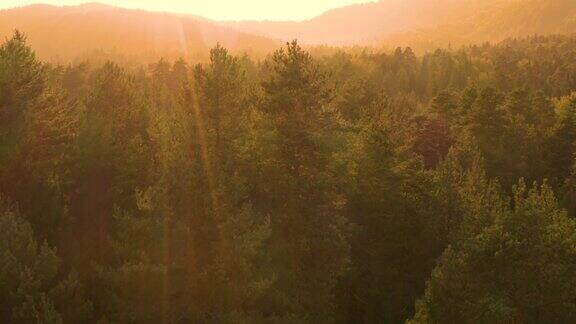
[
  {"left": 385, "top": 0, "right": 576, "bottom": 49},
  {"left": 0, "top": 3, "right": 279, "bottom": 63},
  {"left": 226, "top": 0, "right": 509, "bottom": 45},
  {"left": 1, "top": 0, "right": 574, "bottom": 61},
  {"left": 228, "top": 0, "right": 576, "bottom": 48}
]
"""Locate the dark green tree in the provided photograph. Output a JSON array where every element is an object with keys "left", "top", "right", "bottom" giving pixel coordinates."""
[
  {"left": 256, "top": 41, "right": 352, "bottom": 322},
  {"left": 411, "top": 181, "right": 576, "bottom": 323},
  {"left": 0, "top": 197, "right": 92, "bottom": 323}
]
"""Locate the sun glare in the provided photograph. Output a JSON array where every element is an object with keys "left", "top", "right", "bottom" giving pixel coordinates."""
[{"left": 0, "top": 0, "right": 376, "bottom": 21}]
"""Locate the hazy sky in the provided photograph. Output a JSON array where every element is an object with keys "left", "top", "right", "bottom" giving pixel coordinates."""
[{"left": 0, "top": 0, "right": 375, "bottom": 21}]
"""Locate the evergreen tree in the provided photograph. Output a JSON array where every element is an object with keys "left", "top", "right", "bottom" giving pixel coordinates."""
[
  {"left": 0, "top": 31, "right": 44, "bottom": 126},
  {"left": 0, "top": 197, "right": 92, "bottom": 323},
  {"left": 194, "top": 44, "right": 244, "bottom": 156},
  {"left": 337, "top": 120, "right": 448, "bottom": 323},
  {"left": 431, "top": 90, "right": 459, "bottom": 122},
  {"left": 545, "top": 96, "right": 576, "bottom": 188},
  {"left": 411, "top": 181, "right": 576, "bottom": 323},
  {"left": 258, "top": 41, "right": 352, "bottom": 321}
]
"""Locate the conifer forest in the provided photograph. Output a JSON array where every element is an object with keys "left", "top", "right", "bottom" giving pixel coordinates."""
[{"left": 2, "top": 1, "right": 576, "bottom": 322}]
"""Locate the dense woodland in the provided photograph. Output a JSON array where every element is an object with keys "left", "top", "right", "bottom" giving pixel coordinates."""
[{"left": 2, "top": 30, "right": 576, "bottom": 323}]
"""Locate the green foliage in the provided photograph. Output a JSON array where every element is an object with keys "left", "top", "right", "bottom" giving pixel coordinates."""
[
  {"left": 0, "top": 197, "right": 92, "bottom": 323},
  {"left": 0, "top": 30, "right": 46, "bottom": 167},
  {"left": 411, "top": 181, "right": 576, "bottom": 323},
  {"left": 2, "top": 31, "right": 576, "bottom": 324},
  {"left": 255, "top": 41, "right": 353, "bottom": 322},
  {"left": 336, "top": 121, "right": 447, "bottom": 322},
  {"left": 0, "top": 30, "right": 44, "bottom": 121}
]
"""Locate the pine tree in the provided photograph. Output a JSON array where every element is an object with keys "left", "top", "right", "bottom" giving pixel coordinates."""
[
  {"left": 337, "top": 120, "right": 449, "bottom": 322},
  {"left": 0, "top": 197, "right": 92, "bottom": 323},
  {"left": 431, "top": 90, "right": 459, "bottom": 122},
  {"left": 545, "top": 96, "right": 576, "bottom": 188},
  {"left": 194, "top": 44, "right": 244, "bottom": 156},
  {"left": 257, "top": 41, "right": 352, "bottom": 321},
  {"left": 0, "top": 31, "right": 45, "bottom": 125},
  {"left": 411, "top": 181, "right": 576, "bottom": 323}
]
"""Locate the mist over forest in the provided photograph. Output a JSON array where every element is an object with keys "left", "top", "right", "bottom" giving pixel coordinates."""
[{"left": 1, "top": 0, "right": 576, "bottom": 323}]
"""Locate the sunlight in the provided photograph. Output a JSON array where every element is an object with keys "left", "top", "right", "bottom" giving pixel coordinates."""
[
  {"left": 2, "top": 0, "right": 576, "bottom": 322},
  {"left": 0, "top": 0, "right": 376, "bottom": 21}
]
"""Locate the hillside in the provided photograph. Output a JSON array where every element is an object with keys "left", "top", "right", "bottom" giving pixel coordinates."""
[
  {"left": 228, "top": 0, "right": 576, "bottom": 48},
  {"left": 0, "top": 3, "right": 279, "bottom": 63},
  {"left": 226, "top": 0, "right": 509, "bottom": 45},
  {"left": 1, "top": 1, "right": 575, "bottom": 62},
  {"left": 385, "top": 0, "right": 576, "bottom": 50}
]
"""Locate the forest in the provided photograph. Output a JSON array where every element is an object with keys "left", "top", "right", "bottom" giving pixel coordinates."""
[{"left": 2, "top": 29, "right": 576, "bottom": 323}]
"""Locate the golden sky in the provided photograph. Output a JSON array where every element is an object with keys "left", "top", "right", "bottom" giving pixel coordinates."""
[{"left": 0, "top": 0, "right": 375, "bottom": 21}]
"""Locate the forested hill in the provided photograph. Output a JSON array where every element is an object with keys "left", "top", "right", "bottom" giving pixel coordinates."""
[
  {"left": 3, "top": 1, "right": 576, "bottom": 323},
  {"left": 2, "top": 29, "right": 576, "bottom": 322},
  {"left": 227, "top": 0, "right": 507, "bottom": 45},
  {"left": 0, "top": 3, "right": 279, "bottom": 63},
  {"left": 230, "top": 0, "right": 576, "bottom": 48},
  {"left": 386, "top": 0, "right": 576, "bottom": 50},
  {"left": 2, "top": 0, "right": 576, "bottom": 62}
]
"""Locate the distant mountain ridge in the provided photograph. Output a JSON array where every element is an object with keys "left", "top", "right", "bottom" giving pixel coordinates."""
[
  {"left": 226, "top": 0, "right": 510, "bottom": 45},
  {"left": 1, "top": 0, "right": 575, "bottom": 63},
  {"left": 228, "top": 0, "right": 576, "bottom": 48},
  {"left": 384, "top": 0, "right": 576, "bottom": 50},
  {"left": 0, "top": 3, "right": 279, "bottom": 63}
]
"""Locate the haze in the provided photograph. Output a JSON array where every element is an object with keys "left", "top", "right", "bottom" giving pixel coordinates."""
[
  {"left": 3, "top": 0, "right": 576, "bottom": 323},
  {"left": 0, "top": 0, "right": 375, "bottom": 21}
]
